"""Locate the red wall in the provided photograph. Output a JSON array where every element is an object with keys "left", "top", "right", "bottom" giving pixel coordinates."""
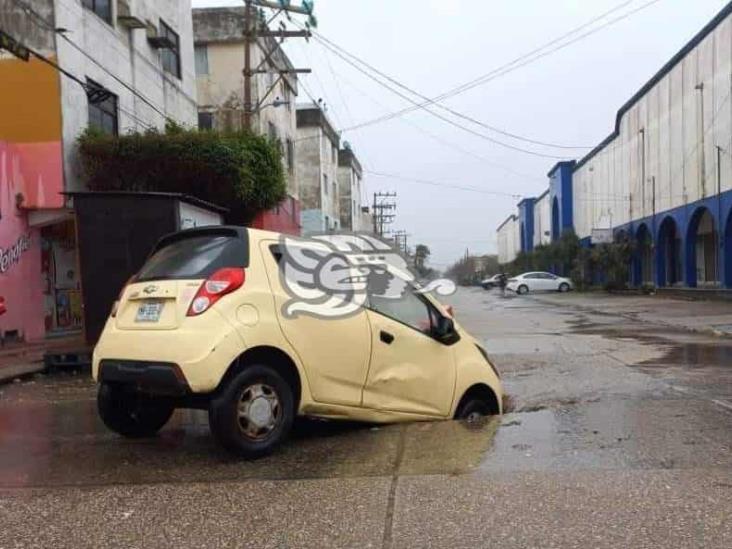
[
  {"left": 0, "top": 141, "right": 63, "bottom": 341},
  {"left": 251, "top": 196, "right": 301, "bottom": 235}
]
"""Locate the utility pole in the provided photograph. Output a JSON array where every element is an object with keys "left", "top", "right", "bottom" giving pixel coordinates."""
[
  {"left": 392, "top": 229, "right": 409, "bottom": 255},
  {"left": 372, "top": 192, "right": 396, "bottom": 238},
  {"left": 241, "top": 0, "right": 314, "bottom": 132}
]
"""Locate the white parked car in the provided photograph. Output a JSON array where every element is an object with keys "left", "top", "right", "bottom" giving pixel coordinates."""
[{"left": 507, "top": 272, "right": 573, "bottom": 295}]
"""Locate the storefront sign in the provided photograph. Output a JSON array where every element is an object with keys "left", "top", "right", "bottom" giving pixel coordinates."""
[{"left": 0, "top": 234, "right": 31, "bottom": 273}]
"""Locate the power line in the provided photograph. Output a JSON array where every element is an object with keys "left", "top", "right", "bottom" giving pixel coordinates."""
[
  {"left": 339, "top": 0, "right": 661, "bottom": 135},
  {"left": 323, "top": 63, "right": 547, "bottom": 185},
  {"left": 366, "top": 170, "right": 523, "bottom": 199},
  {"left": 297, "top": 25, "right": 571, "bottom": 160},
  {"left": 291, "top": 23, "right": 576, "bottom": 160}
]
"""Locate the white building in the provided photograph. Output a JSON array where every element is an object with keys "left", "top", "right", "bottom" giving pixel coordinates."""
[
  {"left": 58, "top": 0, "right": 198, "bottom": 194},
  {"left": 496, "top": 3, "right": 732, "bottom": 288},
  {"left": 296, "top": 105, "right": 341, "bottom": 234},
  {"left": 496, "top": 214, "right": 520, "bottom": 265},
  {"left": 337, "top": 145, "right": 367, "bottom": 231}
]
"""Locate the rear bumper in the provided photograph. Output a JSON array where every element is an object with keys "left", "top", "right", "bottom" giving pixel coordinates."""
[
  {"left": 93, "top": 311, "right": 246, "bottom": 393},
  {"left": 99, "top": 360, "right": 190, "bottom": 396}
]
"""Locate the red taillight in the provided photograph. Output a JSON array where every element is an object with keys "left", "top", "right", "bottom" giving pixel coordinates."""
[
  {"left": 111, "top": 274, "right": 137, "bottom": 317},
  {"left": 187, "top": 268, "right": 245, "bottom": 316}
]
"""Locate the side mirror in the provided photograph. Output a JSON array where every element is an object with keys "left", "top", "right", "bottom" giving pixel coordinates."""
[{"left": 433, "top": 315, "right": 459, "bottom": 345}]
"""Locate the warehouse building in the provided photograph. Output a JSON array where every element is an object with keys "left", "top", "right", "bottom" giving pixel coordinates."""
[{"left": 497, "top": 2, "right": 732, "bottom": 289}]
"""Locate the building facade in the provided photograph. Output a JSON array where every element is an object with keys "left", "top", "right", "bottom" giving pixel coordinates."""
[
  {"left": 193, "top": 7, "right": 300, "bottom": 234},
  {"left": 337, "top": 145, "right": 365, "bottom": 231},
  {"left": 496, "top": 214, "right": 519, "bottom": 265},
  {"left": 496, "top": 2, "right": 732, "bottom": 289},
  {"left": 296, "top": 105, "right": 341, "bottom": 234},
  {"left": 0, "top": 0, "right": 197, "bottom": 342}
]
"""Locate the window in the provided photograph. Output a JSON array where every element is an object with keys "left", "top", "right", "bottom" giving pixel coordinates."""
[
  {"left": 268, "top": 121, "right": 277, "bottom": 141},
  {"left": 286, "top": 138, "right": 294, "bottom": 174},
  {"left": 137, "top": 235, "right": 247, "bottom": 282},
  {"left": 87, "top": 79, "right": 118, "bottom": 136},
  {"left": 160, "top": 20, "right": 181, "bottom": 79},
  {"left": 198, "top": 112, "right": 213, "bottom": 130},
  {"left": 323, "top": 174, "right": 328, "bottom": 195},
  {"left": 370, "top": 290, "right": 433, "bottom": 335},
  {"left": 332, "top": 180, "right": 337, "bottom": 198},
  {"left": 194, "top": 45, "right": 209, "bottom": 75},
  {"left": 353, "top": 199, "right": 356, "bottom": 216},
  {"left": 332, "top": 145, "right": 337, "bottom": 164},
  {"left": 82, "top": 0, "right": 111, "bottom": 24}
]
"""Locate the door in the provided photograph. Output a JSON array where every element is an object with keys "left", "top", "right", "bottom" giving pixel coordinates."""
[
  {"left": 537, "top": 272, "right": 559, "bottom": 290},
  {"left": 523, "top": 273, "right": 541, "bottom": 291},
  {"left": 363, "top": 290, "right": 456, "bottom": 417},
  {"left": 259, "top": 241, "right": 372, "bottom": 407}
]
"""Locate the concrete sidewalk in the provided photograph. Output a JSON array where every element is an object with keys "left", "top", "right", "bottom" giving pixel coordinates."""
[{"left": 526, "top": 291, "right": 732, "bottom": 337}]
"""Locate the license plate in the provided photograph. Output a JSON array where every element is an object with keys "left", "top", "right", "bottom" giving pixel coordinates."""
[{"left": 135, "top": 301, "right": 163, "bottom": 323}]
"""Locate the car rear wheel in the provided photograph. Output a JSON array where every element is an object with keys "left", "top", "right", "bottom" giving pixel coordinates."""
[
  {"left": 456, "top": 398, "right": 493, "bottom": 422},
  {"left": 517, "top": 284, "right": 529, "bottom": 295},
  {"left": 208, "top": 364, "right": 294, "bottom": 459},
  {"left": 97, "top": 382, "right": 174, "bottom": 438},
  {"left": 559, "top": 282, "right": 570, "bottom": 292}
]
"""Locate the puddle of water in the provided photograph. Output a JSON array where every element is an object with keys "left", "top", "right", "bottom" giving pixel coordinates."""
[{"left": 640, "top": 343, "right": 732, "bottom": 367}]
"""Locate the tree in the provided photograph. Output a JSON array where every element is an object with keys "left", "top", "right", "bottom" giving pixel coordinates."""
[{"left": 414, "top": 244, "right": 431, "bottom": 275}]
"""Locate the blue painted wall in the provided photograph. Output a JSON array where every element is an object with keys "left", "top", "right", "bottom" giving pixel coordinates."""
[
  {"left": 548, "top": 161, "right": 576, "bottom": 241},
  {"left": 610, "top": 189, "right": 732, "bottom": 288},
  {"left": 518, "top": 198, "right": 535, "bottom": 252}
]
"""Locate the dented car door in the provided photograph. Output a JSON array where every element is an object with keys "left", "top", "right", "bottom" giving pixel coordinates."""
[{"left": 362, "top": 291, "right": 456, "bottom": 417}]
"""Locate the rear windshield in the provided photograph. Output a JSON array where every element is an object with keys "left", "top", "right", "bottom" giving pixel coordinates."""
[{"left": 136, "top": 235, "right": 247, "bottom": 281}]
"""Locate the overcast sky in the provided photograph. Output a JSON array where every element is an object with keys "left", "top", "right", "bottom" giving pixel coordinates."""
[{"left": 192, "top": 0, "right": 729, "bottom": 270}]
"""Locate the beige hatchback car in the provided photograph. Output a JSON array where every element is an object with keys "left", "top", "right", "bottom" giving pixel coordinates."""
[{"left": 94, "top": 226, "right": 503, "bottom": 458}]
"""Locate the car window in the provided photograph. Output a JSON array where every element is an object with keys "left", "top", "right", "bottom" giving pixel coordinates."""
[
  {"left": 539, "top": 273, "right": 556, "bottom": 279},
  {"left": 525, "top": 273, "right": 540, "bottom": 279},
  {"left": 370, "top": 290, "right": 433, "bottom": 334},
  {"left": 137, "top": 235, "right": 247, "bottom": 281}
]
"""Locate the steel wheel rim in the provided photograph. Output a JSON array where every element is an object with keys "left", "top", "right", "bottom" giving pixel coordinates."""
[{"left": 237, "top": 383, "right": 281, "bottom": 440}]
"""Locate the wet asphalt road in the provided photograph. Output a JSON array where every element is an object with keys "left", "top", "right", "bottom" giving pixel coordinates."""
[{"left": 2, "top": 288, "right": 732, "bottom": 548}]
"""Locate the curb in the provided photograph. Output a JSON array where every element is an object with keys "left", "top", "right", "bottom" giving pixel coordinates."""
[{"left": 0, "top": 361, "right": 45, "bottom": 385}]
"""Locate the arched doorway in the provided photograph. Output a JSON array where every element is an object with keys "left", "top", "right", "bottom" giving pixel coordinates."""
[
  {"left": 656, "top": 217, "right": 681, "bottom": 287},
  {"left": 551, "top": 197, "right": 560, "bottom": 241},
  {"left": 725, "top": 210, "right": 732, "bottom": 288},
  {"left": 686, "top": 207, "right": 718, "bottom": 287},
  {"left": 635, "top": 224, "right": 653, "bottom": 285}
]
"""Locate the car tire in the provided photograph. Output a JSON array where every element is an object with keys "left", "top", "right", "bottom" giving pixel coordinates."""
[
  {"left": 517, "top": 284, "right": 529, "bottom": 295},
  {"left": 456, "top": 398, "right": 493, "bottom": 422},
  {"left": 97, "top": 382, "right": 174, "bottom": 438},
  {"left": 559, "top": 282, "right": 570, "bottom": 293},
  {"left": 208, "top": 364, "right": 294, "bottom": 459}
]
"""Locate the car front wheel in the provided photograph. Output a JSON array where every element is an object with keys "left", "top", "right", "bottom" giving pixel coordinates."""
[
  {"left": 559, "top": 282, "right": 570, "bottom": 292},
  {"left": 208, "top": 364, "right": 294, "bottom": 459},
  {"left": 517, "top": 284, "right": 529, "bottom": 295},
  {"left": 456, "top": 398, "right": 493, "bottom": 422},
  {"left": 97, "top": 382, "right": 174, "bottom": 438}
]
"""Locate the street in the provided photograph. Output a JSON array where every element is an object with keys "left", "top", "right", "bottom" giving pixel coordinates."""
[{"left": 2, "top": 288, "right": 732, "bottom": 548}]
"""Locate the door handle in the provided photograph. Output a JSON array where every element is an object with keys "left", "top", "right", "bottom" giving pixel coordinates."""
[{"left": 380, "top": 330, "right": 395, "bottom": 344}]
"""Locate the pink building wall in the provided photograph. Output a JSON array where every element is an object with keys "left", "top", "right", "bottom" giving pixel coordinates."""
[{"left": 0, "top": 141, "right": 62, "bottom": 341}]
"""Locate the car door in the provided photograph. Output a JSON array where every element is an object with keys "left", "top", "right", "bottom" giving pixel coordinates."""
[
  {"left": 540, "top": 273, "right": 559, "bottom": 290},
  {"left": 259, "top": 240, "right": 372, "bottom": 407},
  {"left": 523, "top": 273, "right": 541, "bottom": 291},
  {"left": 362, "top": 289, "right": 456, "bottom": 417}
]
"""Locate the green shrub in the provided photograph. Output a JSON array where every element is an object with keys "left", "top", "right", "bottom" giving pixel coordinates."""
[{"left": 78, "top": 126, "right": 287, "bottom": 224}]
